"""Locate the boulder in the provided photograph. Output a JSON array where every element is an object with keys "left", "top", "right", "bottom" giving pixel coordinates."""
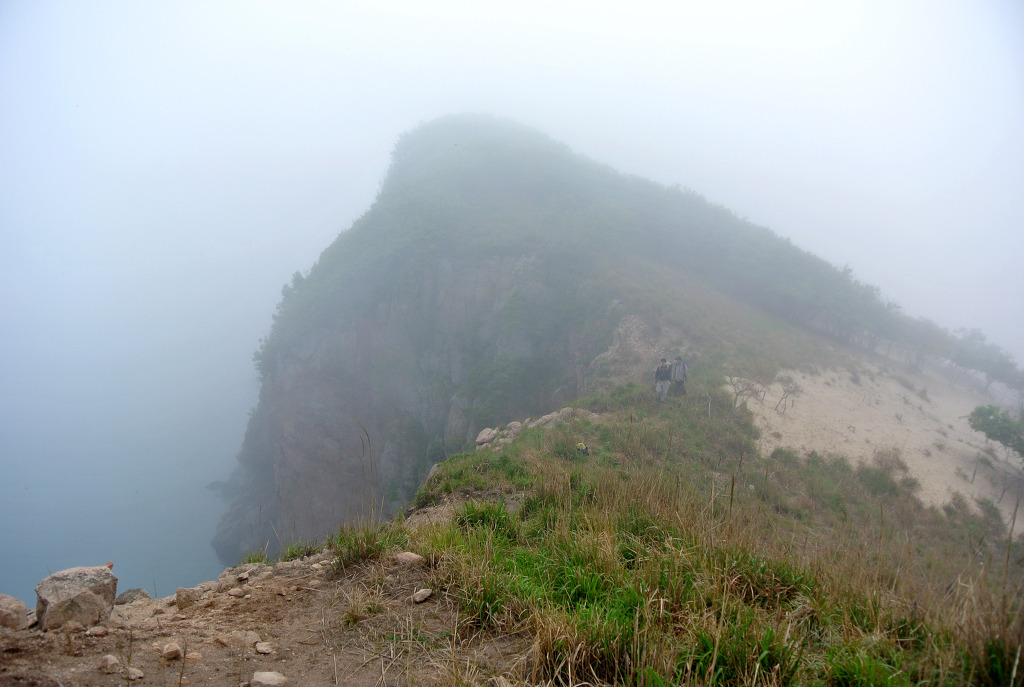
[
  {"left": 35, "top": 564, "right": 117, "bottom": 630},
  {"left": 0, "top": 593, "right": 28, "bottom": 630}
]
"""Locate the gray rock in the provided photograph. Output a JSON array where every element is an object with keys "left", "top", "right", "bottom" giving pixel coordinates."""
[
  {"left": 0, "top": 593, "right": 28, "bottom": 630},
  {"left": 412, "top": 588, "right": 433, "bottom": 603},
  {"left": 162, "top": 642, "right": 183, "bottom": 659},
  {"left": 252, "top": 671, "right": 288, "bottom": 686},
  {"left": 115, "top": 588, "right": 151, "bottom": 605},
  {"left": 35, "top": 564, "right": 117, "bottom": 630}
]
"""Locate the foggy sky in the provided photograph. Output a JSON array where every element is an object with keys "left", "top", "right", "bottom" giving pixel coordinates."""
[{"left": 1, "top": 1, "right": 1022, "bottom": 601}]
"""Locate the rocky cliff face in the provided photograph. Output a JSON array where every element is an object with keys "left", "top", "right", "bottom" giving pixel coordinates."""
[{"left": 213, "top": 249, "right": 612, "bottom": 562}]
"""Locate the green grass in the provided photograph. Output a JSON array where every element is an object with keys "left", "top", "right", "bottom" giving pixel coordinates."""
[{"left": 403, "top": 378, "right": 1024, "bottom": 686}]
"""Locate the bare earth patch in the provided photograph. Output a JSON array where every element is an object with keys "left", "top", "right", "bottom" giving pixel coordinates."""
[
  {"left": 0, "top": 545, "right": 533, "bottom": 687},
  {"left": 743, "top": 362, "right": 1024, "bottom": 522}
]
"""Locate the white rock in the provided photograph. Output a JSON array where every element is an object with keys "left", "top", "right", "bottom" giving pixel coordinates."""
[
  {"left": 393, "top": 552, "right": 425, "bottom": 566},
  {"left": 255, "top": 641, "right": 273, "bottom": 654},
  {"left": 412, "top": 588, "right": 433, "bottom": 604},
  {"left": 475, "top": 427, "right": 498, "bottom": 445},
  {"left": 35, "top": 565, "right": 118, "bottom": 630},
  {"left": 86, "top": 625, "right": 108, "bottom": 636},
  {"left": 0, "top": 593, "right": 28, "bottom": 630},
  {"left": 128, "top": 666, "right": 145, "bottom": 680},
  {"left": 252, "top": 670, "right": 289, "bottom": 686}
]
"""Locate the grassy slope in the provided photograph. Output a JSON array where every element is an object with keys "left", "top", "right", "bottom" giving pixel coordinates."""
[{"left": 385, "top": 378, "right": 1021, "bottom": 686}]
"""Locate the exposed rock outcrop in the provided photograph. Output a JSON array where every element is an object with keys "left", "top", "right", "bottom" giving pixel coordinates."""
[{"left": 34, "top": 564, "right": 117, "bottom": 630}]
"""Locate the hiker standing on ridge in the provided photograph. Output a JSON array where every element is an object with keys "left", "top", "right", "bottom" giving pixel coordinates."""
[
  {"left": 654, "top": 358, "right": 672, "bottom": 402},
  {"left": 672, "top": 356, "right": 688, "bottom": 396}
]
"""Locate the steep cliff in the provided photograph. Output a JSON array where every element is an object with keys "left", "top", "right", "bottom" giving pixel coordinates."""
[{"left": 214, "top": 117, "right": 628, "bottom": 561}]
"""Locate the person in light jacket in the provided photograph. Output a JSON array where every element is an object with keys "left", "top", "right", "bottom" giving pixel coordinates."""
[{"left": 672, "top": 356, "right": 688, "bottom": 396}]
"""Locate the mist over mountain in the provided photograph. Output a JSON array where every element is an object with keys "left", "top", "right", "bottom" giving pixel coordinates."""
[{"left": 213, "top": 115, "right": 1022, "bottom": 562}]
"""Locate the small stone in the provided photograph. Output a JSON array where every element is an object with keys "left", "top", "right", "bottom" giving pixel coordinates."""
[
  {"left": 227, "top": 587, "right": 246, "bottom": 598},
  {"left": 251, "top": 671, "right": 288, "bottom": 686},
  {"left": 65, "top": 620, "right": 85, "bottom": 633},
  {"left": 162, "top": 642, "right": 183, "bottom": 659},
  {"left": 255, "top": 641, "right": 273, "bottom": 654},
  {"left": 128, "top": 666, "right": 145, "bottom": 680},
  {"left": 393, "top": 552, "right": 425, "bottom": 566},
  {"left": 237, "top": 572, "right": 250, "bottom": 582},
  {"left": 412, "top": 588, "right": 433, "bottom": 603},
  {"left": 99, "top": 654, "right": 121, "bottom": 673},
  {"left": 310, "top": 563, "right": 322, "bottom": 571},
  {"left": 86, "top": 625, "right": 108, "bottom": 636}
]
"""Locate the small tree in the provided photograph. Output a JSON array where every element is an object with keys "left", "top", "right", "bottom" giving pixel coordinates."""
[{"left": 968, "top": 405, "right": 1024, "bottom": 463}]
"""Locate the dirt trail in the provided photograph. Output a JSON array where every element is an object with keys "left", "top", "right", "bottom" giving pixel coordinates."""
[{"left": 0, "top": 536, "right": 531, "bottom": 687}]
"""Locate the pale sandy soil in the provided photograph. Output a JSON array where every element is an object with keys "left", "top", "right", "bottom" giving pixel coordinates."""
[{"left": 741, "top": 361, "right": 1024, "bottom": 523}]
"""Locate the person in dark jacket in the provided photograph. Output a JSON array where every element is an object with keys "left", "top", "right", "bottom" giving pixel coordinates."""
[{"left": 654, "top": 358, "right": 671, "bottom": 402}]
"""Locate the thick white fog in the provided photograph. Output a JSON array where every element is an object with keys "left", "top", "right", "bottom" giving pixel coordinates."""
[{"left": 1, "top": 0, "right": 1022, "bottom": 603}]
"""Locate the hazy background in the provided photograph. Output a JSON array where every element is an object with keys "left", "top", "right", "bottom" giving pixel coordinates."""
[{"left": 2, "top": 0, "right": 1022, "bottom": 604}]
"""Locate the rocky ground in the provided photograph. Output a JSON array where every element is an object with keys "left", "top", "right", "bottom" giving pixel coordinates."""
[{"left": 0, "top": 537, "right": 531, "bottom": 687}]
